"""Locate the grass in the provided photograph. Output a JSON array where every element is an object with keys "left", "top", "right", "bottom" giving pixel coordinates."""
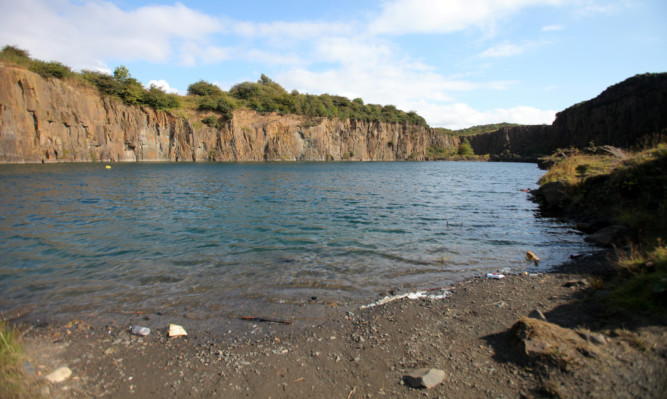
[
  {"left": 538, "top": 144, "right": 667, "bottom": 239},
  {"left": 0, "top": 318, "right": 34, "bottom": 399},
  {"left": 606, "top": 243, "right": 667, "bottom": 314},
  {"left": 538, "top": 152, "right": 622, "bottom": 185}
]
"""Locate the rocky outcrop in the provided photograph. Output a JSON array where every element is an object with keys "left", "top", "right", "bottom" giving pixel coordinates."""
[
  {"left": 0, "top": 63, "right": 457, "bottom": 163},
  {"left": 468, "top": 73, "right": 667, "bottom": 158}
]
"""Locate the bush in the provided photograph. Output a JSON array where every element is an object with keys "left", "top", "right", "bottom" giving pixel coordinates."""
[
  {"left": 29, "top": 60, "right": 73, "bottom": 79},
  {"left": 0, "top": 45, "right": 31, "bottom": 65},
  {"left": 143, "top": 85, "right": 180, "bottom": 110},
  {"left": 201, "top": 115, "right": 220, "bottom": 128},
  {"left": 82, "top": 70, "right": 122, "bottom": 97},
  {"left": 188, "top": 80, "right": 222, "bottom": 96}
]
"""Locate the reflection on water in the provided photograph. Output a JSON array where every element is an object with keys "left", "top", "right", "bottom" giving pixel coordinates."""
[{"left": 0, "top": 162, "right": 592, "bottom": 322}]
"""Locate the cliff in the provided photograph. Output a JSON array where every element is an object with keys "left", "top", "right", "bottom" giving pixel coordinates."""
[
  {"left": 0, "top": 63, "right": 456, "bottom": 163},
  {"left": 468, "top": 73, "right": 667, "bottom": 158}
]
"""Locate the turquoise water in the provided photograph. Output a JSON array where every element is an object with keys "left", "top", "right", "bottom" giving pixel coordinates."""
[{"left": 0, "top": 162, "right": 592, "bottom": 324}]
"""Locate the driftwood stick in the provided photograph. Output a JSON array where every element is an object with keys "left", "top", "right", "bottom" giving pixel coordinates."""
[{"left": 239, "top": 316, "right": 294, "bottom": 325}]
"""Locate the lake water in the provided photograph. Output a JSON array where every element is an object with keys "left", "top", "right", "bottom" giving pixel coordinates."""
[{"left": 0, "top": 162, "right": 592, "bottom": 328}]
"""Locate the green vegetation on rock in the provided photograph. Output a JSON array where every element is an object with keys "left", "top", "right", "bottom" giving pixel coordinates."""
[
  {"left": 434, "top": 123, "right": 519, "bottom": 138},
  {"left": 538, "top": 144, "right": 666, "bottom": 240},
  {"left": 536, "top": 144, "right": 667, "bottom": 315},
  {"left": 0, "top": 45, "right": 75, "bottom": 80}
]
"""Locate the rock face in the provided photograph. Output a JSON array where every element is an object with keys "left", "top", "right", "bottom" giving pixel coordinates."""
[
  {"left": 0, "top": 63, "right": 457, "bottom": 163},
  {"left": 468, "top": 73, "right": 667, "bottom": 158}
]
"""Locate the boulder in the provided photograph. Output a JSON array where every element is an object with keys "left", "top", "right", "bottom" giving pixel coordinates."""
[
  {"left": 510, "top": 317, "right": 602, "bottom": 370},
  {"left": 536, "top": 181, "right": 568, "bottom": 210},
  {"left": 585, "top": 225, "right": 629, "bottom": 246}
]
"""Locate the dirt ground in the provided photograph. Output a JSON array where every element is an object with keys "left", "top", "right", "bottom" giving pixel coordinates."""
[{"left": 19, "top": 250, "right": 667, "bottom": 398}]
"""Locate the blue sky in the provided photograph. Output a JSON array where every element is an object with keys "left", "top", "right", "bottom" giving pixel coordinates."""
[{"left": 1, "top": 0, "right": 665, "bottom": 129}]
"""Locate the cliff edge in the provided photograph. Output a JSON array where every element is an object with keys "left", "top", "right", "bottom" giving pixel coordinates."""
[
  {"left": 0, "top": 63, "right": 457, "bottom": 163},
  {"left": 468, "top": 73, "right": 667, "bottom": 159}
]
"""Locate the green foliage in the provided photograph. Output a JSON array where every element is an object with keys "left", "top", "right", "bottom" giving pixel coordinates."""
[
  {"left": 1, "top": 45, "right": 74, "bottom": 79},
  {"left": 607, "top": 244, "right": 667, "bottom": 314},
  {"left": 143, "top": 85, "right": 181, "bottom": 110},
  {"left": 81, "top": 70, "right": 122, "bottom": 96},
  {"left": 0, "top": 45, "right": 31, "bottom": 64},
  {"left": 30, "top": 61, "right": 74, "bottom": 79},
  {"left": 196, "top": 92, "right": 238, "bottom": 118},
  {"left": 454, "top": 123, "right": 519, "bottom": 136},
  {"left": 426, "top": 145, "right": 454, "bottom": 159},
  {"left": 225, "top": 74, "right": 429, "bottom": 126},
  {"left": 201, "top": 115, "right": 221, "bottom": 128},
  {"left": 458, "top": 138, "right": 474, "bottom": 155},
  {"left": 188, "top": 80, "right": 223, "bottom": 96}
]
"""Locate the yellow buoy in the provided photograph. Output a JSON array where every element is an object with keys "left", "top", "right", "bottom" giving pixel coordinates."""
[{"left": 105, "top": 165, "right": 111, "bottom": 169}]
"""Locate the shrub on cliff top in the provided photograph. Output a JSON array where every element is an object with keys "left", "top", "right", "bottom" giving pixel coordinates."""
[
  {"left": 0, "top": 45, "right": 30, "bottom": 64},
  {"left": 1, "top": 45, "right": 74, "bottom": 80},
  {"left": 143, "top": 84, "right": 181, "bottom": 110},
  {"left": 188, "top": 80, "right": 223, "bottom": 96}
]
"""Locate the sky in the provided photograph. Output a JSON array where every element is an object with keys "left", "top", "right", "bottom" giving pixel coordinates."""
[{"left": 0, "top": 0, "right": 665, "bottom": 129}]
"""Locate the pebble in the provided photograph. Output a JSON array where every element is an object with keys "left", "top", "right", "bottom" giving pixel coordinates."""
[{"left": 45, "top": 367, "right": 72, "bottom": 383}]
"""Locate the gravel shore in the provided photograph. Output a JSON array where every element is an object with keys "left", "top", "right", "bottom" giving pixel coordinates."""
[{"left": 17, "top": 250, "right": 667, "bottom": 398}]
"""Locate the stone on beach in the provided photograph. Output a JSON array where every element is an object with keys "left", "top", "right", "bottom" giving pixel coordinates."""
[
  {"left": 45, "top": 366, "right": 72, "bottom": 383},
  {"left": 403, "top": 368, "right": 446, "bottom": 389},
  {"left": 169, "top": 324, "right": 187, "bottom": 337}
]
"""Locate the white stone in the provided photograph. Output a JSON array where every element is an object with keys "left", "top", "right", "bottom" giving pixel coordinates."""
[
  {"left": 45, "top": 367, "right": 72, "bottom": 383},
  {"left": 169, "top": 324, "right": 187, "bottom": 337}
]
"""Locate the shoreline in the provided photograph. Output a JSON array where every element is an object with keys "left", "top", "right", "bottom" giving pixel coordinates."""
[{"left": 17, "top": 249, "right": 667, "bottom": 398}]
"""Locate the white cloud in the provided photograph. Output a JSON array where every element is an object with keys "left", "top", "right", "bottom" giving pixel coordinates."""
[
  {"left": 0, "top": 0, "right": 224, "bottom": 70},
  {"left": 276, "top": 35, "right": 513, "bottom": 106},
  {"left": 409, "top": 101, "right": 557, "bottom": 129},
  {"left": 368, "top": 0, "right": 568, "bottom": 35},
  {"left": 148, "top": 79, "right": 183, "bottom": 95},
  {"left": 479, "top": 41, "right": 541, "bottom": 57},
  {"left": 233, "top": 20, "right": 352, "bottom": 41},
  {"left": 542, "top": 24, "right": 565, "bottom": 31}
]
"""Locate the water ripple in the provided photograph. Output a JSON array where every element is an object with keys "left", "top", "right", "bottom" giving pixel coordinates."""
[{"left": 0, "top": 162, "right": 594, "bottom": 321}]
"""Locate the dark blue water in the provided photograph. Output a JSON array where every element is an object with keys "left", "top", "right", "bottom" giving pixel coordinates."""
[{"left": 0, "top": 162, "right": 591, "bottom": 325}]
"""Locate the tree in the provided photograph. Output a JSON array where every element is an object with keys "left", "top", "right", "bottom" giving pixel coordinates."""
[
  {"left": 113, "top": 66, "right": 131, "bottom": 83},
  {"left": 458, "top": 138, "right": 474, "bottom": 156}
]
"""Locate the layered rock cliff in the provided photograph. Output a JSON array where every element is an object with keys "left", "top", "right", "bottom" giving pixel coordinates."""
[
  {"left": 0, "top": 63, "right": 457, "bottom": 163},
  {"left": 468, "top": 73, "right": 667, "bottom": 158}
]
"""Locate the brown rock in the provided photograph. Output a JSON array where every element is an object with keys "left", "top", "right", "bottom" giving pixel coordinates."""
[{"left": 510, "top": 317, "right": 602, "bottom": 369}]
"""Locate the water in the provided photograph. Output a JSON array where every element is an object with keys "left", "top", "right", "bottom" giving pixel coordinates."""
[{"left": 0, "top": 162, "right": 592, "bottom": 326}]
